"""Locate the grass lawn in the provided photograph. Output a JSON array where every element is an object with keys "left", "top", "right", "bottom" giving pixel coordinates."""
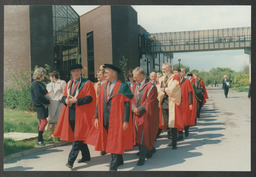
[{"left": 4, "top": 108, "right": 59, "bottom": 157}]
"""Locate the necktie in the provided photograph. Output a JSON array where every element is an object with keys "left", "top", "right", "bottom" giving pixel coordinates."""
[
  {"left": 72, "top": 80, "right": 77, "bottom": 95},
  {"left": 164, "top": 76, "right": 168, "bottom": 85},
  {"left": 107, "top": 82, "right": 111, "bottom": 98}
]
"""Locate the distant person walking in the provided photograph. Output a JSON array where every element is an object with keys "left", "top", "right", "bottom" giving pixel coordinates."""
[
  {"left": 248, "top": 83, "right": 251, "bottom": 99},
  {"left": 214, "top": 80, "right": 217, "bottom": 87},
  {"left": 31, "top": 67, "right": 51, "bottom": 146},
  {"left": 46, "top": 71, "right": 66, "bottom": 138},
  {"left": 222, "top": 75, "right": 230, "bottom": 98}
]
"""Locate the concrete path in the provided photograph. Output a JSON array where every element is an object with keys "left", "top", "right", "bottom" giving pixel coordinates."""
[
  {"left": 4, "top": 87, "right": 251, "bottom": 171},
  {"left": 4, "top": 132, "right": 38, "bottom": 141}
]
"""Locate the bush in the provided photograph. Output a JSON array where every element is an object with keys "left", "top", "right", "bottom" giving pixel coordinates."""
[
  {"left": 233, "top": 73, "right": 249, "bottom": 86},
  {"left": 4, "top": 64, "right": 51, "bottom": 111}
]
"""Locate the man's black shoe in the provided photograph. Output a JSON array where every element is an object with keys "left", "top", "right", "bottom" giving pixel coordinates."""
[
  {"left": 66, "top": 162, "right": 73, "bottom": 169},
  {"left": 185, "top": 131, "right": 189, "bottom": 137},
  {"left": 172, "top": 144, "right": 177, "bottom": 150},
  {"left": 78, "top": 157, "right": 91, "bottom": 163},
  {"left": 177, "top": 134, "right": 184, "bottom": 141},
  {"left": 100, "top": 151, "right": 107, "bottom": 156},
  {"left": 136, "top": 151, "right": 140, "bottom": 156},
  {"left": 136, "top": 158, "right": 145, "bottom": 166}
]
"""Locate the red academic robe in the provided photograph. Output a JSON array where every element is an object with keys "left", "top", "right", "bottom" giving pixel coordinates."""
[
  {"left": 200, "top": 80, "right": 209, "bottom": 106},
  {"left": 86, "top": 81, "right": 133, "bottom": 154},
  {"left": 131, "top": 81, "right": 159, "bottom": 151},
  {"left": 180, "top": 78, "right": 193, "bottom": 126},
  {"left": 189, "top": 77, "right": 197, "bottom": 125},
  {"left": 53, "top": 78, "right": 96, "bottom": 142}
]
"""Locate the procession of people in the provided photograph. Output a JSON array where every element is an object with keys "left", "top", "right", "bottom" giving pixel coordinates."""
[{"left": 31, "top": 62, "right": 210, "bottom": 171}]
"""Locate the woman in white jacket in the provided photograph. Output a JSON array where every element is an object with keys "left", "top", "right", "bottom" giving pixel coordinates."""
[{"left": 46, "top": 71, "right": 66, "bottom": 138}]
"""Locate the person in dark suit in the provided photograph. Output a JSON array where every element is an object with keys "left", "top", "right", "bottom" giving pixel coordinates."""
[
  {"left": 222, "top": 75, "right": 230, "bottom": 98},
  {"left": 248, "top": 83, "right": 251, "bottom": 99},
  {"left": 53, "top": 64, "right": 96, "bottom": 169}
]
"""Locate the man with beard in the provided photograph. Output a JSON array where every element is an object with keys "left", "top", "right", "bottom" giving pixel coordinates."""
[{"left": 157, "top": 63, "right": 182, "bottom": 149}]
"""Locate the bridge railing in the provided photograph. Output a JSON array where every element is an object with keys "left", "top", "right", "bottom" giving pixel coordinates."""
[{"left": 151, "top": 27, "right": 251, "bottom": 52}]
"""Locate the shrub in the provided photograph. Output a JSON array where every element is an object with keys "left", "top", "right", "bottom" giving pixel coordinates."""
[
  {"left": 233, "top": 73, "right": 249, "bottom": 86},
  {"left": 4, "top": 64, "right": 51, "bottom": 111}
]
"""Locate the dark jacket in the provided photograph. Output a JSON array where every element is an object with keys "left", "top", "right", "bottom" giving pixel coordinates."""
[{"left": 31, "top": 81, "right": 50, "bottom": 107}]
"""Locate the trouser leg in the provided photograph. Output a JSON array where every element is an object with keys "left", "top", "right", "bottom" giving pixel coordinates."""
[
  {"left": 80, "top": 143, "right": 90, "bottom": 159},
  {"left": 68, "top": 140, "right": 83, "bottom": 164},
  {"left": 139, "top": 145, "right": 147, "bottom": 160},
  {"left": 110, "top": 154, "right": 120, "bottom": 171},
  {"left": 185, "top": 126, "right": 189, "bottom": 137},
  {"left": 171, "top": 128, "right": 177, "bottom": 149}
]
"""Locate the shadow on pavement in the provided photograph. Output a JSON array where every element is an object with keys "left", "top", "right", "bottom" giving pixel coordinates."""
[
  {"left": 4, "top": 166, "right": 34, "bottom": 171},
  {"left": 4, "top": 149, "right": 64, "bottom": 164}
]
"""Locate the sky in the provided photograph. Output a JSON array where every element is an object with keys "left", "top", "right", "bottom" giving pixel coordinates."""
[{"left": 72, "top": 5, "right": 251, "bottom": 72}]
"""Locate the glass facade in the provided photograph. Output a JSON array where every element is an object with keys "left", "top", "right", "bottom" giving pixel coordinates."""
[
  {"left": 87, "top": 31, "right": 95, "bottom": 81},
  {"left": 52, "top": 5, "right": 80, "bottom": 81}
]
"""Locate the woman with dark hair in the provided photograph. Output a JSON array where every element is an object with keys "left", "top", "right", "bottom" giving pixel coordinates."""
[
  {"left": 31, "top": 67, "right": 51, "bottom": 146},
  {"left": 127, "top": 69, "right": 135, "bottom": 88},
  {"left": 46, "top": 71, "right": 66, "bottom": 138}
]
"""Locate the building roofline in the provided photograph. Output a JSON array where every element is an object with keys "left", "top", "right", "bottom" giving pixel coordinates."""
[{"left": 80, "top": 5, "right": 103, "bottom": 17}]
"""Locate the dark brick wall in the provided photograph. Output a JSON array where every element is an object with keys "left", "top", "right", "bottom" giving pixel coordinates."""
[
  {"left": 111, "top": 6, "right": 140, "bottom": 81},
  {"left": 30, "top": 5, "right": 54, "bottom": 71}
]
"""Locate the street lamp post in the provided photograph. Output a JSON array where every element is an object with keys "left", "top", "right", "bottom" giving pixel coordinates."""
[{"left": 178, "top": 58, "right": 181, "bottom": 69}]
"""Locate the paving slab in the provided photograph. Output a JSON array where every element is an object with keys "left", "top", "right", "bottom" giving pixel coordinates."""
[{"left": 4, "top": 132, "right": 38, "bottom": 141}]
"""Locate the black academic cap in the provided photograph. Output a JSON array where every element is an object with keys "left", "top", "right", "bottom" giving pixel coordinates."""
[
  {"left": 69, "top": 64, "right": 83, "bottom": 71},
  {"left": 103, "top": 64, "right": 121, "bottom": 74}
]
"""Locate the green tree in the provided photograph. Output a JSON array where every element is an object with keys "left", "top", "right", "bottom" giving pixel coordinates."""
[
  {"left": 190, "top": 69, "right": 199, "bottom": 74},
  {"left": 173, "top": 63, "right": 190, "bottom": 72},
  {"left": 242, "top": 65, "right": 249, "bottom": 75},
  {"left": 119, "top": 56, "right": 128, "bottom": 82}
]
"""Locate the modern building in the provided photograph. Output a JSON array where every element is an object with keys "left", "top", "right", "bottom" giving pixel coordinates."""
[
  {"left": 4, "top": 5, "right": 172, "bottom": 88},
  {"left": 80, "top": 6, "right": 140, "bottom": 81},
  {"left": 4, "top": 5, "right": 80, "bottom": 88}
]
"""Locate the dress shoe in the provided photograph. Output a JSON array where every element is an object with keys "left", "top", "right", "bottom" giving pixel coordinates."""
[
  {"left": 78, "top": 157, "right": 90, "bottom": 163},
  {"left": 146, "top": 148, "right": 156, "bottom": 159},
  {"left": 66, "top": 162, "right": 73, "bottom": 169},
  {"left": 185, "top": 131, "right": 189, "bottom": 137},
  {"left": 167, "top": 141, "right": 172, "bottom": 147},
  {"left": 177, "top": 134, "right": 184, "bottom": 141},
  {"left": 172, "top": 143, "right": 177, "bottom": 150},
  {"left": 136, "top": 151, "right": 140, "bottom": 156},
  {"left": 100, "top": 151, "right": 107, "bottom": 156},
  {"left": 136, "top": 158, "right": 145, "bottom": 166}
]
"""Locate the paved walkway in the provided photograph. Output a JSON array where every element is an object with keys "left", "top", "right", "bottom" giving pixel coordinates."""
[
  {"left": 4, "top": 87, "right": 251, "bottom": 171},
  {"left": 4, "top": 132, "right": 38, "bottom": 141}
]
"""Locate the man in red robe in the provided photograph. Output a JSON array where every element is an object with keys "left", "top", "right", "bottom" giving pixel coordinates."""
[
  {"left": 177, "top": 68, "right": 193, "bottom": 140},
  {"left": 53, "top": 64, "right": 96, "bottom": 169},
  {"left": 157, "top": 64, "right": 182, "bottom": 150},
  {"left": 187, "top": 72, "right": 197, "bottom": 126},
  {"left": 194, "top": 74, "right": 206, "bottom": 118},
  {"left": 200, "top": 79, "right": 209, "bottom": 106},
  {"left": 131, "top": 67, "right": 159, "bottom": 166},
  {"left": 86, "top": 64, "right": 134, "bottom": 171}
]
